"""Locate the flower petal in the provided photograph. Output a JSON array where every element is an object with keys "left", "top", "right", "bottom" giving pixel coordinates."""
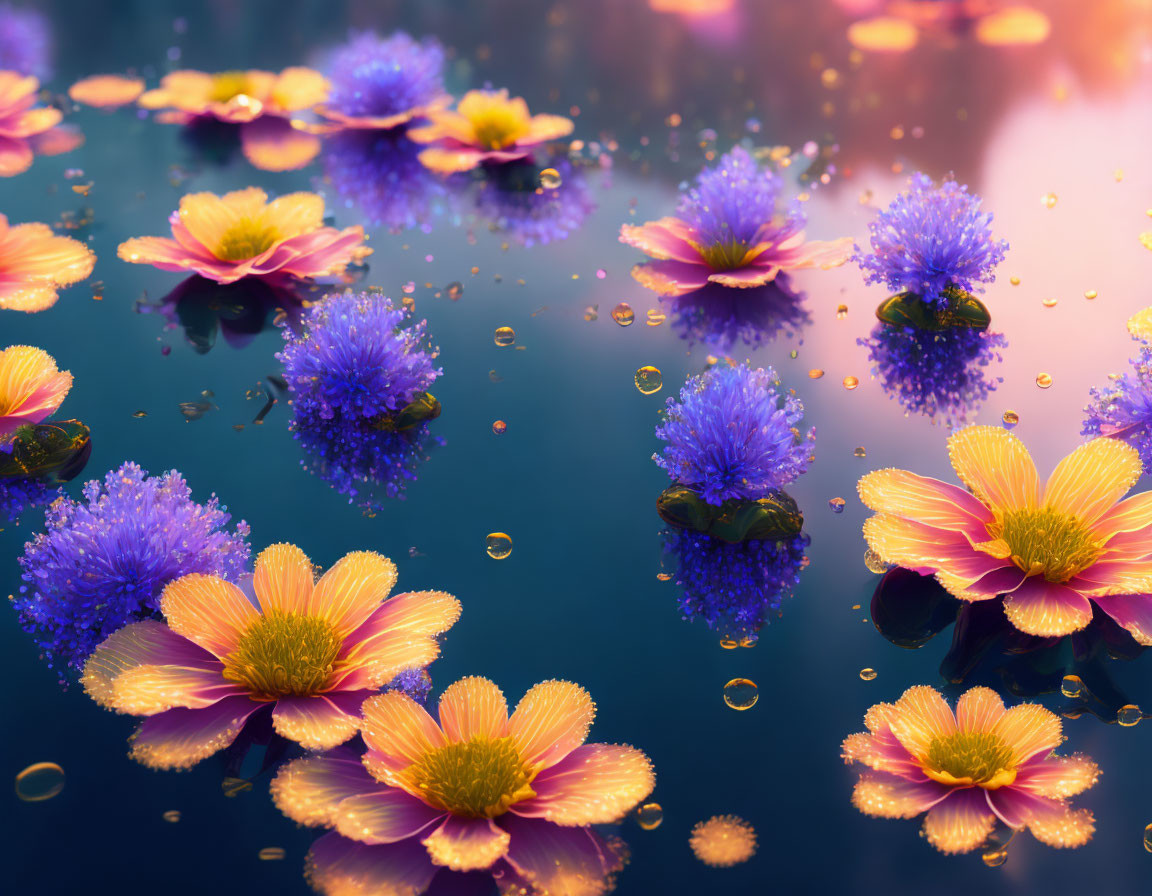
[
  {"left": 0, "top": 344, "right": 72, "bottom": 427},
  {"left": 128, "top": 695, "right": 259, "bottom": 770},
  {"left": 332, "top": 790, "right": 444, "bottom": 846},
  {"left": 1092, "top": 594, "right": 1152, "bottom": 645},
  {"left": 437, "top": 676, "right": 509, "bottom": 743},
  {"left": 849, "top": 770, "right": 950, "bottom": 818},
  {"left": 360, "top": 691, "right": 446, "bottom": 771},
  {"left": 421, "top": 816, "right": 510, "bottom": 871},
  {"left": 160, "top": 573, "right": 259, "bottom": 658},
  {"left": 0, "top": 135, "right": 33, "bottom": 176},
  {"left": 509, "top": 680, "right": 595, "bottom": 770},
  {"left": 240, "top": 116, "right": 322, "bottom": 171},
  {"left": 521, "top": 113, "right": 574, "bottom": 144},
  {"left": 499, "top": 815, "right": 627, "bottom": 896},
  {"left": 1043, "top": 438, "right": 1141, "bottom": 525},
  {"left": 312, "top": 551, "right": 398, "bottom": 638},
  {"left": 862, "top": 513, "right": 1002, "bottom": 580},
  {"left": 887, "top": 685, "right": 957, "bottom": 762},
  {"left": 252, "top": 542, "right": 315, "bottom": 615},
  {"left": 271, "top": 754, "right": 381, "bottom": 827},
  {"left": 272, "top": 692, "right": 369, "bottom": 751},
  {"left": 266, "top": 192, "right": 325, "bottom": 240},
  {"left": 416, "top": 145, "right": 487, "bottom": 174},
  {"left": 618, "top": 218, "right": 701, "bottom": 263},
  {"left": 1014, "top": 755, "right": 1100, "bottom": 798},
  {"left": 955, "top": 686, "right": 1007, "bottom": 733},
  {"left": 992, "top": 703, "right": 1063, "bottom": 765},
  {"left": 270, "top": 67, "right": 330, "bottom": 112},
  {"left": 948, "top": 425, "right": 1039, "bottom": 512},
  {"left": 841, "top": 731, "right": 926, "bottom": 780},
  {"left": 630, "top": 259, "right": 711, "bottom": 296},
  {"left": 985, "top": 785, "right": 1092, "bottom": 848},
  {"left": 1092, "top": 492, "right": 1152, "bottom": 542},
  {"left": 1002, "top": 578, "right": 1094, "bottom": 638},
  {"left": 512, "top": 743, "right": 654, "bottom": 825},
  {"left": 858, "top": 468, "right": 993, "bottom": 539},
  {"left": 305, "top": 832, "right": 437, "bottom": 896},
  {"left": 109, "top": 664, "right": 241, "bottom": 715},
  {"left": 922, "top": 790, "right": 996, "bottom": 854}
]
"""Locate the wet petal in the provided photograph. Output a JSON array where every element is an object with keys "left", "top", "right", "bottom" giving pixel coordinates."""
[
  {"left": 271, "top": 755, "right": 380, "bottom": 827},
  {"left": 500, "top": 815, "right": 627, "bottom": 896},
  {"left": 421, "top": 816, "right": 510, "bottom": 871},
  {"left": 312, "top": 551, "right": 397, "bottom": 637},
  {"left": 437, "top": 676, "right": 509, "bottom": 743},
  {"left": 1042, "top": 438, "right": 1140, "bottom": 525},
  {"left": 305, "top": 832, "right": 437, "bottom": 896},
  {"left": 857, "top": 468, "right": 993, "bottom": 538},
  {"left": 0, "top": 344, "right": 72, "bottom": 426},
  {"left": 992, "top": 703, "right": 1063, "bottom": 765},
  {"left": 110, "top": 665, "right": 240, "bottom": 715},
  {"left": 266, "top": 192, "right": 325, "bottom": 240},
  {"left": 1092, "top": 492, "right": 1152, "bottom": 541},
  {"left": 850, "top": 770, "right": 950, "bottom": 818},
  {"left": 887, "top": 685, "right": 957, "bottom": 762},
  {"left": 332, "top": 790, "right": 444, "bottom": 846},
  {"left": 521, "top": 113, "right": 574, "bottom": 144},
  {"left": 252, "top": 542, "right": 315, "bottom": 615},
  {"left": 509, "top": 680, "right": 595, "bottom": 769},
  {"left": 861, "top": 513, "right": 997, "bottom": 579},
  {"left": 160, "top": 573, "right": 259, "bottom": 659},
  {"left": 512, "top": 743, "right": 655, "bottom": 825},
  {"left": 270, "top": 66, "right": 330, "bottom": 112},
  {"left": 948, "top": 425, "right": 1039, "bottom": 513},
  {"left": 272, "top": 693, "right": 367, "bottom": 751},
  {"left": 1092, "top": 594, "right": 1152, "bottom": 646},
  {"left": 1015, "top": 755, "right": 1099, "bottom": 798},
  {"left": 241, "top": 116, "right": 322, "bottom": 171},
  {"left": 128, "top": 695, "right": 258, "bottom": 770},
  {"left": 630, "top": 259, "right": 711, "bottom": 296},
  {"left": 416, "top": 145, "right": 487, "bottom": 174},
  {"left": 1002, "top": 578, "right": 1093, "bottom": 638},
  {"left": 0, "top": 135, "right": 33, "bottom": 176},
  {"left": 360, "top": 691, "right": 446, "bottom": 768},
  {"left": 618, "top": 218, "right": 701, "bottom": 263},
  {"left": 922, "top": 790, "right": 996, "bottom": 854},
  {"left": 955, "top": 687, "right": 1006, "bottom": 733}
]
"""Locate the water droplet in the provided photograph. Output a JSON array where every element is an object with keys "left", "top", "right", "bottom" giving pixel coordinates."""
[
  {"left": 982, "top": 847, "right": 1009, "bottom": 867},
  {"left": 132, "top": 410, "right": 148, "bottom": 418},
  {"left": 1060, "top": 674, "right": 1085, "bottom": 699},
  {"left": 635, "top": 366, "right": 663, "bottom": 394},
  {"left": 843, "top": 376, "right": 859, "bottom": 390},
  {"left": 722, "top": 678, "right": 759, "bottom": 710},
  {"left": 1085, "top": 290, "right": 1098, "bottom": 300},
  {"left": 829, "top": 497, "right": 846, "bottom": 513},
  {"left": 864, "top": 549, "right": 890, "bottom": 574},
  {"left": 1002, "top": 410, "right": 1020, "bottom": 429},
  {"left": 163, "top": 809, "right": 181, "bottom": 823},
  {"left": 1042, "top": 297, "right": 1058, "bottom": 307},
  {"left": 636, "top": 802, "right": 664, "bottom": 830},
  {"left": 258, "top": 847, "right": 286, "bottom": 861},
  {"left": 486, "top": 533, "right": 513, "bottom": 560},
  {"left": 719, "top": 639, "right": 739, "bottom": 650},
  {"left": 494, "top": 327, "right": 516, "bottom": 347},
  {"left": 583, "top": 305, "right": 598, "bottom": 321},
  {"left": 808, "top": 369, "right": 824, "bottom": 379},
  {"left": 1009, "top": 276, "right": 1020, "bottom": 285},
  {"left": 853, "top": 447, "right": 867, "bottom": 458},
  {"left": 539, "top": 167, "right": 562, "bottom": 189},
  {"left": 1036, "top": 372, "right": 1053, "bottom": 389},
  {"left": 492, "top": 420, "right": 507, "bottom": 435},
  {"left": 1144, "top": 823, "right": 1152, "bottom": 852},
  {"left": 859, "top": 668, "right": 877, "bottom": 681},
  {"left": 821, "top": 67, "right": 841, "bottom": 89},
  {"left": 1042, "top": 192, "right": 1058, "bottom": 208},
  {"left": 222, "top": 777, "right": 253, "bottom": 797},
  {"left": 14, "top": 763, "right": 64, "bottom": 802},
  {"left": 645, "top": 308, "right": 666, "bottom": 326},
  {"left": 611, "top": 303, "right": 635, "bottom": 326},
  {"left": 446, "top": 282, "right": 463, "bottom": 300},
  {"left": 1118, "top": 704, "right": 1142, "bottom": 727},
  {"left": 789, "top": 349, "right": 798, "bottom": 359},
  {"left": 656, "top": 572, "right": 672, "bottom": 581},
  {"left": 836, "top": 304, "right": 849, "bottom": 319}
]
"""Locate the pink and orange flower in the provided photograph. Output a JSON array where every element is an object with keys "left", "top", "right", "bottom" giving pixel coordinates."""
[
  {"left": 408, "top": 89, "right": 573, "bottom": 174},
  {"left": 0, "top": 345, "right": 73, "bottom": 438},
  {"left": 843, "top": 685, "right": 1097, "bottom": 854},
  {"left": 138, "top": 67, "right": 330, "bottom": 170},
  {"left": 0, "top": 70, "right": 83, "bottom": 176},
  {"left": 859, "top": 426, "right": 1152, "bottom": 642},
  {"left": 272, "top": 676, "right": 654, "bottom": 881},
  {"left": 117, "top": 187, "right": 367, "bottom": 285},
  {"left": 82, "top": 544, "right": 460, "bottom": 769},
  {"left": 0, "top": 213, "right": 95, "bottom": 312}
]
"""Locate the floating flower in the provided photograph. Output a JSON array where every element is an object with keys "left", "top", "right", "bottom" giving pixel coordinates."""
[
  {"left": 1083, "top": 346, "right": 1152, "bottom": 469},
  {"left": 0, "top": 212, "right": 96, "bottom": 311},
  {"left": 621, "top": 146, "right": 851, "bottom": 296},
  {"left": 68, "top": 74, "right": 145, "bottom": 109},
  {"left": 272, "top": 676, "right": 654, "bottom": 876},
  {"left": 0, "top": 4, "right": 50, "bottom": 79},
  {"left": 320, "top": 31, "right": 449, "bottom": 131},
  {"left": 854, "top": 172, "right": 1008, "bottom": 308},
  {"left": 689, "top": 815, "right": 757, "bottom": 867},
  {"left": 15, "top": 462, "right": 250, "bottom": 677},
  {"left": 0, "top": 345, "right": 72, "bottom": 437},
  {"left": 665, "top": 276, "right": 810, "bottom": 352},
  {"left": 842, "top": 685, "right": 1097, "bottom": 853},
  {"left": 0, "top": 71, "right": 82, "bottom": 176},
  {"left": 118, "top": 187, "right": 366, "bottom": 285},
  {"left": 844, "top": 2, "right": 1050, "bottom": 52},
  {"left": 473, "top": 156, "right": 594, "bottom": 247},
  {"left": 138, "top": 67, "right": 329, "bottom": 170},
  {"left": 859, "top": 425, "right": 1152, "bottom": 642},
  {"left": 83, "top": 544, "right": 460, "bottom": 768},
  {"left": 408, "top": 89, "right": 573, "bottom": 174},
  {"left": 655, "top": 363, "right": 814, "bottom": 505},
  {"left": 859, "top": 322, "right": 1006, "bottom": 424}
]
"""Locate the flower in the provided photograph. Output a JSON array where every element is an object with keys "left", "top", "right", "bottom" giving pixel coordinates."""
[
  {"left": 858, "top": 322, "right": 1006, "bottom": 424},
  {"left": 158, "top": 275, "right": 306, "bottom": 353},
  {"left": 0, "top": 474, "right": 52, "bottom": 523},
  {"left": 118, "top": 187, "right": 366, "bottom": 285},
  {"left": 0, "top": 345, "right": 72, "bottom": 437},
  {"left": 688, "top": 815, "right": 757, "bottom": 867},
  {"left": 854, "top": 172, "right": 1008, "bottom": 307},
  {"left": 138, "top": 67, "right": 329, "bottom": 170},
  {"left": 68, "top": 74, "right": 145, "bottom": 109},
  {"left": 842, "top": 685, "right": 1097, "bottom": 853},
  {"left": 655, "top": 363, "right": 814, "bottom": 505},
  {"left": 408, "top": 89, "right": 573, "bottom": 173},
  {"left": 271, "top": 676, "right": 654, "bottom": 876},
  {"left": 665, "top": 276, "right": 811, "bottom": 352},
  {"left": 845, "top": 2, "right": 1050, "bottom": 52},
  {"left": 82, "top": 543, "right": 461, "bottom": 768},
  {"left": 0, "top": 4, "right": 50, "bottom": 79},
  {"left": 1082, "top": 345, "right": 1152, "bottom": 469},
  {"left": 621, "top": 146, "right": 851, "bottom": 296},
  {"left": 15, "top": 462, "right": 250, "bottom": 677},
  {"left": 859, "top": 425, "right": 1152, "bottom": 642},
  {"left": 473, "top": 156, "right": 594, "bottom": 247},
  {"left": 320, "top": 31, "right": 449, "bottom": 131},
  {"left": 0, "top": 71, "right": 82, "bottom": 176},
  {"left": 0, "top": 213, "right": 96, "bottom": 311}
]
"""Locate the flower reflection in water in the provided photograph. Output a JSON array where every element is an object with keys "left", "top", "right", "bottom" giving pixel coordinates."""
[
  {"left": 154, "top": 275, "right": 306, "bottom": 354},
  {"left": 664, "top": 276, "right": 811, "bottom": 353},
  {"left": 473, "top": 156, "right": 594, "bottom": 247}
]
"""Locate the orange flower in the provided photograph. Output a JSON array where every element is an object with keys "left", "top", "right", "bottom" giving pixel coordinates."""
[
  {"left": 0, "top": 213, "right": 95, "bottom": 312},
  {"left": 68, "top": 74, "right": 145, "bottom": 109},
  {"left": 117, "top": 187, "right": 367, "bottom": 285},
  {"left": 0, "top": 345, "right": 73, "bottom": 438},
  {"left": 408, "top": 89, "right": 573, "bottom": 174},
  {"left": 843, "top": 685, "right": 1097, "bottom": 854},
  {"left": 0, "top": 71, "right": 83, "bottom": 176},
  {"left": 82, "top": 544, "right": 461, "bottom": 769},
  {"left": 138, "top": 68, "right": 330, "bottom": 170}
]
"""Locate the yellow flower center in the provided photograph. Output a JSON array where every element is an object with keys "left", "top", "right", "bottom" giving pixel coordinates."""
[
  {"left": 468, "top": 106, "right": 530, "bottom": 150},
  {"left": 216, "top": 218, "right": 282, "bottom": 261},
  {"left": 222, "top": 612, "right": 342, "bottom": 700},
  {"left": 923, "top": 731, "right": 1017, "bottom": 789},
  {"left": 991, "top": 507, "right": 1103, "bottom": 583},
  {"left": 406, "top": 736, "right": 537, "bottom": 818},
  {"left": 693, "top": 239, "right": 751, "bottom": 271},
  {"left": 208, "top": 71, "right": 255, "bottom": 103}
]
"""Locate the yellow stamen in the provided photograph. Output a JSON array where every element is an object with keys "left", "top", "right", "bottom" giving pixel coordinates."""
[
  {"left": 216, "top": 218, "right": 282, "bottom": 261},
  {"left": 406, "top": 736, "right": 537, "bottom": 818},
  {"left": 222, "top": 612, "right": 341, "bottom": 700},
  {"left": 208, "top": 71, "right": 254, "bottom": 104},
  {"left": 989, "top": 507, "right": 1103, "bottom": 583},
  {"left": 923, "top": 731, "right": 1017, "bottom": 789},
  {"left": 692, "top": 239, "right": 752, "bottom": 271},
  {"left": 468, "top": 107, "right": 530, "bottom": 150}
]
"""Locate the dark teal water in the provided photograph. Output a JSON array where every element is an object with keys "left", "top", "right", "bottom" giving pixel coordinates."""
[{"left": 4, "top": 2, "right": 1152, "bottom": 893}]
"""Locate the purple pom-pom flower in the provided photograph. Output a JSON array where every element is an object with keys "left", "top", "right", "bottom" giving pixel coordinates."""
[
  {"left": 1083, "top": 346, "right": 1152, "bottom": 468},
  {"left": 854, "top": 172, "right": 1008, "bottom": 307},
  {"left": 474, "top": 157, "right": 594, "bottom": 247},
  {"left": 0, "top": 474, "right": 53, "bottom": 522},
  {"left": 0, "top": 3, "right": 51, "bottom": 79},
  {"left": 14, "top": 462, "right": 251, "bottom": 678},
  {"left": 654, "top": 363, "right": 814, "bottom": 504}
]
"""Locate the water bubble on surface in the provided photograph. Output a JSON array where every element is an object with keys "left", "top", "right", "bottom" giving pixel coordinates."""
[
  {"left": 843, "top": 376, "right": 859, "bottom": 390},
  {"left": 853, "top": 447, "right": 866, "bottom": 458},
  {"left": 1036, "top": 372, "right": 1053, "bottom": 389},
  {"left": 494, "top": 327, "right": 516, "bottom": 347},
  {"left": 612, "top": 303, "right": 635, "bottom": 326},
  {"left": 258, "top": 847, "right": 285, "bottom": 861},
  {"left": 859, "top": 668, "right": 877, "bottom": 681},
  {"left": 162, "top": 810, "right": 181, "bottom": 823},
  {"left": 635, "top": 366, "right": 663, "bottom": 394},
  {"left": 982, "top": 847, "right": 1009, "bottom": 867},
  {"left": 836, "top": 304, "right": 848, "bottom": 319},
  {"left": 1061, "top": 675, "right": 1085, "bottom": 699},
  {"left": 809, "top": 369, "right": 824, "bottom": 379},
  {"left": 1002, "top": 410, "right": 1020, "bottom": 428},
  {"left": 492, "top": 420, "right": 507, "bottom": 435},
  {"left": 646, "top": 308, "right": 666, "bottom": 326},
  {"left": 1144, "top": 824, "right": 1152, "bottom": 852},
  {"left": 723, "top": 678, "right": 759, "bottom": 710},
  {"left": 486, "top": 533, "right": 513, "bottom": 559},
  {"left": 829, "top": 497, "right": 846, "bottom": 513},
  {"left": 539, "top": 167, "right": 562, "bottom": 189},
  {"left": 864, "top": 550, "right": 890, "bottom": 574},
  {"left": 636, "top": 802, "right": 664, "bottom": 830},
  {"left": 1117, "top": 704, "right": 1142, "bottom": 727},
  {"left": 14, "top": 763, "right": 65, "bottom": 802},
  {"left": 446, "top": 282, "right": 463, "bottom": 300}
]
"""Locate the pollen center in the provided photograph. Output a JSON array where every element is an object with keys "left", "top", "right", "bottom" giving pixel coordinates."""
[
  {"left": 216, "top": 218, "right": 282, "bottom": 261},
  {"left": 992, "top": 507, "right": 1103, "bottom": 583},
  {"left": 222, "top": 612, "right": 342, "bottom": 700},
  {"left": 468, "top": 108, "right": 530, "bottom": 150},
  {"left": 924, "top": 731, "right": 1017, "bottom": 789},
  {"left": 208, "top": 71, "right": 254, "bottom": 103},
  {"left": 406, "top": 736, "right": 537, "bottom": 818},
  {"left": 692, "top": 239, "right": 751, "bottom": 271}
]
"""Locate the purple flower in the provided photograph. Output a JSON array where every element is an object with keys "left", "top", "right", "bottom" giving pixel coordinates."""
[
  {"left": 277, "top": 291, "right": 441, "bottom": 424},
  {"left": 859, "top": 322, "right": 1006, "bottom": 424},
  {"left": 1083, "top": 346, "right": 1152, "bottom": 467},
  {"left": 666, "top": 276, "right": 810, "bottom": 352},
  {"left": 474, "top": 157, "right": 595, "bottom": 247},
  {"left": 325, "top": 31, "right": 445, "bottom": 123},
  {"left": 0, "top": 475, "right": 53, "bottom": 522},
  {"left": 14, "top": 462, "right": 251, "bottom": 679},
  {"left": 854, "top": 172, "right": 1008, "bottom": 307},
  {"left": 654, "top": 363, "right": 814, "bottom": 504},
  {"left": 0, "top": 4, "right": 51, "bottom": 79}
]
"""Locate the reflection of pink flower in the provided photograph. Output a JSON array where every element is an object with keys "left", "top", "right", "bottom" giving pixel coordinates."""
[
  {"left": 0, "top": 71, "right": 82, "bottom": 176},
  {"left": 82, "top": 544, "right": 460, "bottom": 769},
  {"left": 138, "top": 68, "right": 329, "bottom": 170},
  {"left": 273, "top": 676, "right": 654, "bottom": 881},
  {"left": 408, "top": 89, "right": 573, "bottom": 173},
  {"left": 0, "top": 213, "right": 95, "bottom": 312},
  {"left": 0, "top": 344, "right": 72, "bottom": 438},
  {"left": 118, "top": 187, "right": 367, "bottom": 285}
]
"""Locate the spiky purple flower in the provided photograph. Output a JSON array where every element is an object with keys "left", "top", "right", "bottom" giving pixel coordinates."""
[
  {"left": 654, "top": 363, "right": 814, "bottom": 504},
  {"left": 474, "top": 157, "right": 594, "bottom": 247},
  {"left": 325, "top": 31, "right": 445, "bottom": 121},
  {"left": 0, "top": 3, "right": 51, "bottom": 79},
  {"left": 1083, "top": 346, "right": 1152, "bottom": 467},
  {"left": 278, "top": 291, "right": 441, "bottom": 425},
  {"left": 0, "top": 475, "right": 53, "bottom": 522},
  {"left": 14, "top": 462, "right": 251, "bottom": 678},
  {"left": 854, "top": 173, "right": 1008, "bottom": 307},
  {"left": 859, "top": 322, "right": 1006, "bottom": 425}
]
